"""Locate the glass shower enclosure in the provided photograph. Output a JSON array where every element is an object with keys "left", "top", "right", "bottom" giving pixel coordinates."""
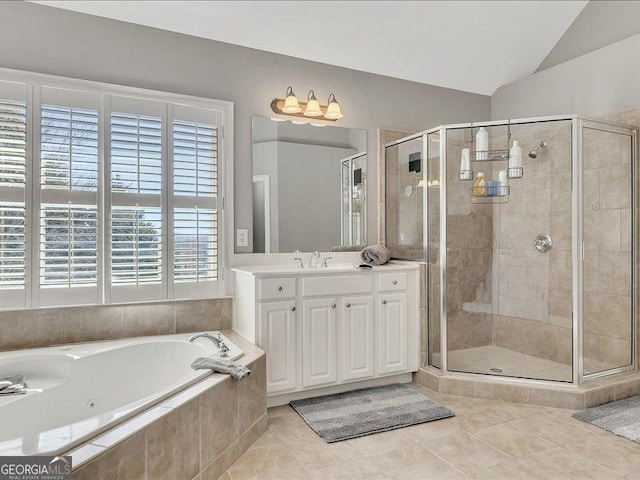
[{"left": 386, "top": 115, "right": 637, "bottom": 385}]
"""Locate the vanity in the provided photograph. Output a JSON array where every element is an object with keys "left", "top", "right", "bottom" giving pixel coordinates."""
[{"left": 232, "top": 263, "right": 419, "bottom": 406}]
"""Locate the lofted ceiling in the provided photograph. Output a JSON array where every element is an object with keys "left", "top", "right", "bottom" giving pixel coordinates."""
[{"left": 32, "top": 0, "right": 588, "bottom": 95}]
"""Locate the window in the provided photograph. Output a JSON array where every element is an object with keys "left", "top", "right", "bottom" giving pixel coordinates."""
[{"left": 0, "top": 71, "right": 230, "bottom": 308}]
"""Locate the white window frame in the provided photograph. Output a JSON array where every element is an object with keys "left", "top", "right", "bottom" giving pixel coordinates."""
[{"left": 0, "top": 67, "right": 233, "bottom": 309}]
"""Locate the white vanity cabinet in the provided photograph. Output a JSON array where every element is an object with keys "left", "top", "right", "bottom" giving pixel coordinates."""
[{"left": 232, "top": 263, "right": 419, "bottom": 405}]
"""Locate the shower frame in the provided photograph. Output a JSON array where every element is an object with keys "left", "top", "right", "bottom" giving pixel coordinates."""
[{"left": 388, "top": 114, "right": 638, "bottom": 386}]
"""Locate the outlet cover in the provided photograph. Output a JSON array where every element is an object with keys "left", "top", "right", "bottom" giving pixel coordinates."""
[{"left": 236, "top": 228, "right": 249, "bottom": 247}]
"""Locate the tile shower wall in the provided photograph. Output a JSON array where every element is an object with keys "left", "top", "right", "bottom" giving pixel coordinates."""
[
  {"left": 0, "top": 298, "right": 232, "bottom": 351},
  {"left": 485, "top": 123, "right": 574, "bottom": 372}
]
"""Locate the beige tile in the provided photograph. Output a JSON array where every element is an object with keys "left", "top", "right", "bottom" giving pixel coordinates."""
[
  {"left": 422, "top": 430, "right": 511, "bottom": 474},
  {"left": 146, "top": 398, "right": 200, "bottom": 480},
  {"left": 201, "top": 377, "right": 239, "bottom": 467},
  {"left": 267, "top": 405, "right": 295, "bottom": 418},
  {"left": 528, "top": 388, "right": 585, "bottom": 410},
  {"left": 226, "top": 443, "right": 309, "bottom": 480},
  {"left": 564, "top": 434, "right": 640, "bottom": 477},
  {"left": 516, "top": 446, "right": 621, "bottom": 479},
  {"left": 200, "top": 442, "right": 241, "bottom": 480},
  {"left": 306, "top": 457, "right": 389, "bottom": 480},
  {"left": 176, "top": 299, "right": 222, "bottom": 333},
  {"left": 220, "top": 298, "right": 233, "bottom": 330},
  {"left": 64, "top": 305, "right": 123, "bottom": 343},
  {"left": 440, "top": 377, "right": 475, "bottom": 397},
  {"left": 267, "top": 412, "right": 316, "bottom": 441},
  {"left": 614, "top": 377, "right": 640, "bottom": 400},
  {"left": 73, "top": 431, "right": 146, "bottom": 480},
  {"left": 472, "top": 399, "right": 541, "bottom": 422},
  {"left": 238, "top": 414, "right": 268, "bottom": 455},
  {"left": 597, "top": 336, "right": 632, "bottom": 367},
  {"left": 372, "top": 443, "right": 464, "bottom": 480},
  {"left": 468, "top": 459, "right": 550, "bottom": 479},
  {"left": 585, "top": 385, "right": 616, "bottom": 408},
  {"left": 237, "top": 355, "right": 266, "bottom": 434},
  {"left": 401, "top": 420, "right": 464, "bottom": 444},
  {"left": 469, "top": 423, "right": 554, "bottom": 458},
  {"left": 0, "top": 308, "right": 65, "bottom": 350},
  {"left": 348, "top": 430, "right": 418, "bottom": 457},
  {"left": 287, "top": 433, "right": 363, "bottom": 471},
  {"left": 121, "top": 302, "right": 174, "bottom": 338},
  {"left": 473, "top": 382, "right": 528, "bottom": 404}
]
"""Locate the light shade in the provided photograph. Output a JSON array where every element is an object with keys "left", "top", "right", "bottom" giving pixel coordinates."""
[
  {"left": 324, "top": 93, "right": 343, "bottom": 120},
  {"left": 303, "top": 90, "right": 323, "bottom": 117},
  {"left": 282, "top": 86, "right": 301, "bottom": 114}
]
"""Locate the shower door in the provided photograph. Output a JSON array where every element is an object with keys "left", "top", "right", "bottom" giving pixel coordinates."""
[{"left": 437, "top": 119, "right": 575, "bottom": 382}]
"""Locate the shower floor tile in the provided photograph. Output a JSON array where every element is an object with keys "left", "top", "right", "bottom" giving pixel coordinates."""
[{"left": 432, "top": 346, "right": 616, "bottom": 381}]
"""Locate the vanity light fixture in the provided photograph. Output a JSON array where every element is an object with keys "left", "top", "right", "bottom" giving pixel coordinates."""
[
  {"left": 271, "top": 87, "right": 344, "bottom": 122},
  {"left": 324, "top": 93, "right": 343, "bottom": 120},
  {"left": 281, "top": 86, "right": 301, "bottom": 113},
  {"left": 303, "top": 90, "right": 322, "bottom": 117}
]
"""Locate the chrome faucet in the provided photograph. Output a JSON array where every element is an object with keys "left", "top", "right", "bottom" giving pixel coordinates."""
[
  {"left": 188, "top": 333, "right": 229, "bottom": 356},
  {"left": 0, "top": 375, "right": 28, "bottom": 395},
  {"left": 321, "top": 256, "right": 332, "bottom": 267},
  {"left": 294, "top": 257, "right": 305, "bottom": 268},
  {"left": 310, "top": 251, "right": 321, "bottom": 268}
]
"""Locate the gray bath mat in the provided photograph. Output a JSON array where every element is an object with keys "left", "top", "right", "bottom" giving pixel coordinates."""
[
  {"left": 573, "top": 395, "right": 640, "bottom": 443},
  {"left": 289, "top": 384, "right": 455, "bottom": 443}
]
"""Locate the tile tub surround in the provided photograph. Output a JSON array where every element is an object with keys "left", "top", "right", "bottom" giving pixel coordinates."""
[
  {"left": 70, "top": 330, "right": 267, "bottom": 480},
  {"left": 0, "top": 298, "right": 232, "bottom": 351},
  {"left": 222, "top": 383, "right": 640, "bottom": 480}
]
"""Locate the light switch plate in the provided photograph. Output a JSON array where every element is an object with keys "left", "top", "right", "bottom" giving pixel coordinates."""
[{"left": 236, "top": 228, "right": 249, "bottom": 247}]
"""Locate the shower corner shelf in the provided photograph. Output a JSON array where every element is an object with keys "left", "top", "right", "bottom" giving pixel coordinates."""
[{"left": 470, "top": 185, "right": 510, "bottom": 204}]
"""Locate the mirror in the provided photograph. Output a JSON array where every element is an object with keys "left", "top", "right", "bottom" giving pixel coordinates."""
[{"left": 250, "top": 116, "right": 367, "bottom": 253}]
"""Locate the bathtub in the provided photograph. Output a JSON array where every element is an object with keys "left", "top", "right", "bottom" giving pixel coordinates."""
[{"left": 0, "top": 332, "right": 243, "bottom": 456}]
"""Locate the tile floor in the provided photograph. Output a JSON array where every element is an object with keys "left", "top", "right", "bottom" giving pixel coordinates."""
[
  {"left": 220, "top": 383, "right": 640, "bottom": 480},
  {"left": 432, "top": 346, "right": 614, "bottom": 382}
]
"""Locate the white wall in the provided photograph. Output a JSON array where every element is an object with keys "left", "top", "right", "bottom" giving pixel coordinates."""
[
  {"left": 0, "top": 2, "right": 490, "bottom": 255},
  {"left": 492, "top": 32, "right": 640, "bottom": 119}
]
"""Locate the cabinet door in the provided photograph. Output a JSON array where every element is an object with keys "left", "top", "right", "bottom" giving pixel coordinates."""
[
  {"left": 260, "top": 301, "right": 297, "bottom": 393},
  {"left": 302, "top": 298, "right": 337, "bottom": 387},
  {"left": 341, "top": 296, "right": 374, "bottom": 381},
  {"left": 377, "top": 293, "right": 408, "bottom": 375}
]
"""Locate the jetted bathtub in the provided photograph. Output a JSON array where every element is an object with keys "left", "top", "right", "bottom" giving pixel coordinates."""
[{"left": 0, "top": 332, "right": 243, "bottom": 456}]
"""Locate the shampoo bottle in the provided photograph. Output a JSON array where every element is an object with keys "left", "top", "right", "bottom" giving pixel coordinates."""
[
  {"left": 473, "top": 172, "right": 487, "bottom": 197},
  {"left": 509, "top": 140, "right": 522, "bottom": 169},
  {"left": 476, "top": 127, "right": 488, "bottom": 161}
]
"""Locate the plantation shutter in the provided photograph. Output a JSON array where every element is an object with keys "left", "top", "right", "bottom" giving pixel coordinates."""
[
  {"left": 171, "top": 105, "right": 220, "bottom": 298},
  {"left": 37, "top": 87, "right": 100, "bottom": 306},
  {"left": 109, "top": 95, "right": 164, "bottom": 303},
  {"left": 0, "top": 81, "right": 27, "bottom": 308}
]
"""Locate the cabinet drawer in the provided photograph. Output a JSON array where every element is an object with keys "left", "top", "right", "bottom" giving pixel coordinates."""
[
  {"left": 302, "top": 275, "right": 373, "bottom": 297},
  {"left": 378, "top": 272, "right": 407, "bottom": 292},
  {"left": 259, "top": 277, "right": 296, "bottom": 300}
]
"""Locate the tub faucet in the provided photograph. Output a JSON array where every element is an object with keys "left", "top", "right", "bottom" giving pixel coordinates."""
[
  {"left": 310, "top": 251, "right": 321, "bottom": 268},
  {"left": 188, "top": 333, "right": 229, "bottom": 356},
  {"left": 0, "top": 375, "right": 28, "bottom": 395}
]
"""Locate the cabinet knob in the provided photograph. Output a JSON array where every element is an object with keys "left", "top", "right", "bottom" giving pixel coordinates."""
[
  {"left": 277, "top": 286, "right": 283, "bottom": 292},
  {"left": 345, "top": 303, "right": 351, "bottom": 308},
  {"left": 382, "top": 300, "right": 387, "bottom": 305},
  {"left": 291, "top": 306, "right": 296, "bottom": 312},
  {"left": 392, "top": 280, "right": 398, "bottom": 285},
  {"left": 331, "top": 303, "right": 336, "bottom": 308}
]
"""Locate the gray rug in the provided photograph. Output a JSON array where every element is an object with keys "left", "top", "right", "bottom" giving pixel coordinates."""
[
  {"left": 573, "top": 395, "right": 640, "bottom": 443},
  {"left": 289, "top": 384, "right": 455, "bottom": 443}
]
